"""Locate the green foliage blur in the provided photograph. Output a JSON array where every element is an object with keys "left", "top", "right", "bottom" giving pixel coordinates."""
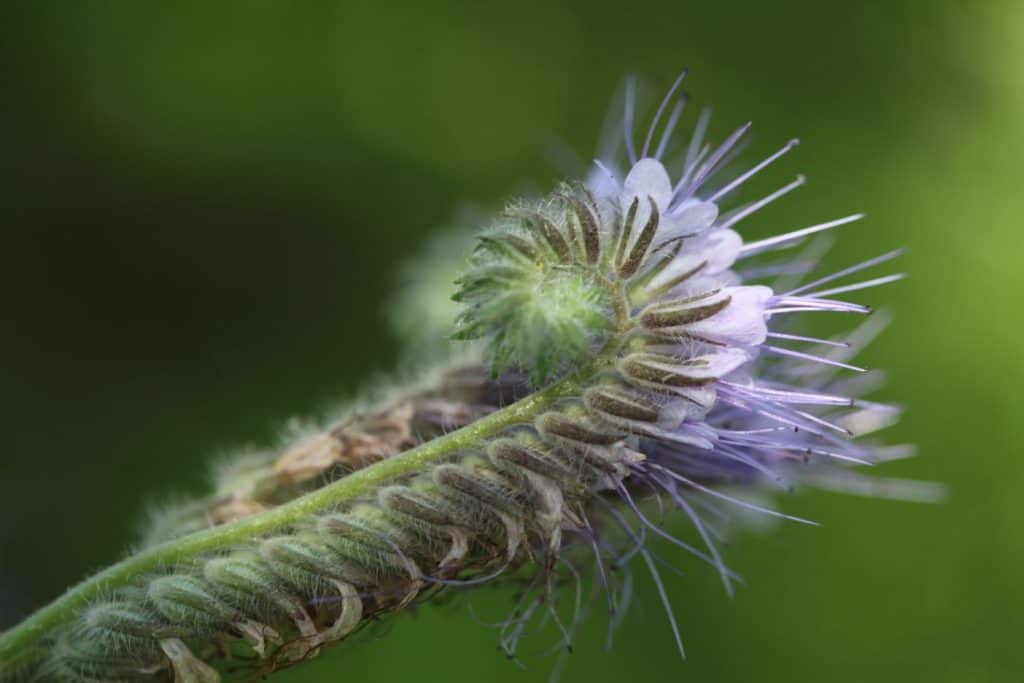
[{"left": 2, "top": 1, "right": 1021, "bottom": 681}]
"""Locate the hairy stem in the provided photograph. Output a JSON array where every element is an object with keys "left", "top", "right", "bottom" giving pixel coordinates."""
[{"left": 0, "top": 374, "right": 584, "bottom": 669}]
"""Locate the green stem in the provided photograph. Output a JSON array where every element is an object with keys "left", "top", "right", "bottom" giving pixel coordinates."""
[{"left": 0, "top": 374, "right": 584, "bottom": 670}]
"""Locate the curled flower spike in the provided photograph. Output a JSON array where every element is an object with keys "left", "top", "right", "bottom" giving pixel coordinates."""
[{"left": 0, "top": 73, "right": 938, "bottom": 682}]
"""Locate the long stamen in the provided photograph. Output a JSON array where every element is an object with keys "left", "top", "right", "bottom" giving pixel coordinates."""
[
  {"left": 802, "top": 273, "right": 905, "bottom": 299},
  {"left": 708, "top": 139, "right": 800, "bottom": 202},
  {"left": 654, "top": 99, "right": 687, "bottom": 161},
  {"left": 762, "top": 344, "right": 867, "bottom": 372},
  {"left": 641, "top": 549, "right": 686, "bottom": 660},
  {"left": 651, "top": 464, "right": 817, "bottom": 525},
  {"left": 642, "top": 69, "right": 689, "bottom": 159},
  {"left": 766, "top": 331, "right": 850, "bottom": 348},
  {"left": 592, "top": 158, "right": 619, "bottom": 187},
  {"left": 768, "top": 295, "right": 872, "bottom": 314},
  {"left": 676, "top": 143, "right": 710, "bottom": 196},
  {"left": 786, "top": 249, "right": 904, "bottom": 295},
  {"left": 660, "top": 477, "right": 735, "bottom": 597},
  {"left": 741, "top": 214, "right": 864, "bottom": 255},
  {"left": 616, "top": 483, "right": 743, "bottom": 579},
  {"left": 684, "top": 107, "right": 712, "bottom": 174},
  {"left": 722, "top": 381, "right": 854, "bottom": 406},
  {"left": 675, "top": 121, "right": 753, "bottom": 201},
  {"left": 623, "top": 77, "right": 638, "bottom": 164}
]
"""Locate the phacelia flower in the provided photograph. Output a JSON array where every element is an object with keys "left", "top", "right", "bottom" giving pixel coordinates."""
[
  {"left": 7, "top": 72, "right": 938, "bottom": 683},
  {"left": 454, "top": 71, "right": 939, "bottom": 650}
]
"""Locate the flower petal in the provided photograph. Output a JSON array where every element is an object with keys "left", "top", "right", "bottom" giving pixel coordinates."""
[
  {"left": 623, "top": 158, "right": 673, "bottom": 214},
  {"left": 685, "top": 285, "right": 772, "bottom": 347}
]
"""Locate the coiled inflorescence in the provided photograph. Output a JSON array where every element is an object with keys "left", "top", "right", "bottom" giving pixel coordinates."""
[
  {"left": 16, "top": 73, "right": 932, "bottom": 682},
  {"left": 46, "top": 395, "right": 647, "bottom": 681}
]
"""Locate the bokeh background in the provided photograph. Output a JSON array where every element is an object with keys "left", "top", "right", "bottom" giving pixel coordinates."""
[{"left": 2, "top": 1, "right": 1022, "bottom": 681}]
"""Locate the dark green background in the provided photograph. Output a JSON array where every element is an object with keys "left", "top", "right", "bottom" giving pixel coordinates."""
[{"left": 2, "top": 2, "right": 1021, "bottom": 681}]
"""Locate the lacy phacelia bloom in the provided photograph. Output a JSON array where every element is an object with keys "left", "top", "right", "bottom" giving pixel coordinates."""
[
  {"left": 10, "top": 74, "right": 938, "bottom": 683},
  {"left": 455, "top": 72, "right": 938, "bottom": 648}
]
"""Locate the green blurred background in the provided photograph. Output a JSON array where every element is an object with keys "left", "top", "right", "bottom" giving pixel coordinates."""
[{"left": 2, "top": 1, "right": 1021, "bottom": 681}]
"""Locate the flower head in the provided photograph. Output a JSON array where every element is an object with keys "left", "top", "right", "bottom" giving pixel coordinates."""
[
  {"left": 453, "top": 71, "right": 938, "bottom": 628},
  {"left": 16, "top": 72, "right": 940, "bottom": 682}
]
